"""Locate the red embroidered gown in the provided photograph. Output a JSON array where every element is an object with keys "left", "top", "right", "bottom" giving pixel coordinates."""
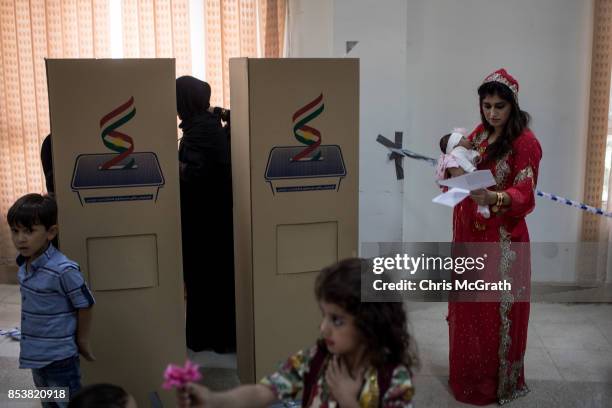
[{"left": 448, "top": 124, "right": 542, "bottom": 405}]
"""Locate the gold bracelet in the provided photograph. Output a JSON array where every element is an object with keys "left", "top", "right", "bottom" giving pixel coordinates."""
[{"left": 491, "top": 192, "right": 503, "bottom": 213}]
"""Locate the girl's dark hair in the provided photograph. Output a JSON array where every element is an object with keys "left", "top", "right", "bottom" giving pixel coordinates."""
[
  {"left": 7, "top": 193, "right": 57, "bottom": 230},
  {"left": 68, "top": 383, "right": 129, "bottom": 408},
  {"left": 478, "top": 81, "right": 531, "bottom": 163},
  {"left": 315, "top": 258, "right": 417, "bottom": 371},
  {"left": 439, "top": 133, "right": 451, "bottom": 153}
]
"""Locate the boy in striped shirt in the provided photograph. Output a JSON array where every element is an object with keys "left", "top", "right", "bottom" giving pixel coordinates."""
[{"left": 7, "top": 193, "right": 95, "bottom": 405}]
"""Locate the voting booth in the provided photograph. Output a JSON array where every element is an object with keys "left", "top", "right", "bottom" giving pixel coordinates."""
[
  {"left": 46, "top": 59, "right": 185, "bottom": 406},
  {"left": 230, "top": 58, "right": 359, "bottom": 382}
]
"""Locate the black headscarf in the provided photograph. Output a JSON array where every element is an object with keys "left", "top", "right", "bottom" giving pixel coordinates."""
[
  {"left": 176, "top": 76, "right": 211, "bottom": 122},
  {"left": 176, "top": 76, "right": 229, "bottom": 169}
]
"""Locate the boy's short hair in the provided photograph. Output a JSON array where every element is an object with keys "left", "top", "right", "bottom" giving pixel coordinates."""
[
  {"left": 440, "top": 133, "right": 451, "bottom": 153},
  {"left": 68, "top": 383, "right": 129, "bottom": 408},
  {"left": 7, "top": 193, "right": 57, "bottom": 230}
]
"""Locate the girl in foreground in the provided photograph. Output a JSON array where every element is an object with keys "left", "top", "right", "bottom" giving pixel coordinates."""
[{"left": 177, "top": 258, "right": 417, "bottom": 408}]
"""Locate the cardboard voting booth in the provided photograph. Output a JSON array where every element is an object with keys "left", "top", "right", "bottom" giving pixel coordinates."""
[
  {"left": 46, "top": 59, "right": 185, "bottom": 406},
  {"left": 230, "top": 58, "right": 359, "bottom": 382}
]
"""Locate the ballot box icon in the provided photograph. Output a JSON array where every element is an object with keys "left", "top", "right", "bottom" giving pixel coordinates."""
[
  {"left": 71, "top": 152, "right": 165, "bottom": 205},
  {"left": 264, "top": 145, "right": 346, "bottom": 194}
]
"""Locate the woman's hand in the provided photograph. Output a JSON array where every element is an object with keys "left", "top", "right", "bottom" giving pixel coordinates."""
[
  {"left": 177, "top": 383, "right": 212, "bottom": 408},
  {"left": 470, "top": 189, "right": 496, "bottom": 206},
  {"left": 325, "top": 356, "right": 364, "bottom": 408}
]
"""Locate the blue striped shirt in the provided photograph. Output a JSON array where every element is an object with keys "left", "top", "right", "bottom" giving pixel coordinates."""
[{"left": 17, "top": 244, "right": 95, "bottom": 369}]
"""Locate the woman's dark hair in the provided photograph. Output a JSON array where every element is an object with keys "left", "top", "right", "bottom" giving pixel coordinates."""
[
  {"left": 315, "top": 258, "right": 417, "bottom": 371},
  {"left": 176, "top": 75, "right": 212, "bottom": 122},
  {"left": 7, "top": 193, "right": 57, "bottom": 230},
  {"left": 478, "top": 81, "right": 531, "bottom": 163},
  {"left": 439, "top": 133, "right": 451, "bottom": 153},
  {"left": 68, "top": 383, "right": 129, "bottom": 408}
]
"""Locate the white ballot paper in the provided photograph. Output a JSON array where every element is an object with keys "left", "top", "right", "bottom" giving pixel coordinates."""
[{"left": 433, "top": 170, "right": 496, "bottom": 207}]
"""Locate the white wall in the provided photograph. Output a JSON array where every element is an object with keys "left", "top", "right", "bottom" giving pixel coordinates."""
[
  {"left": 287, "top": 0, "right": 334, "bottom": 58},
  {"left": 288, "top": 0, "right": 594, "bottom": 257},
  {"left": 401, "top": 0, "right": 593, "bottom": 246}
]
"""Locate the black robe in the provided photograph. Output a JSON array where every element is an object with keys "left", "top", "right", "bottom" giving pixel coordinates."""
[{"left": 179, "top": 111, "right": 236, "bottom": 352}]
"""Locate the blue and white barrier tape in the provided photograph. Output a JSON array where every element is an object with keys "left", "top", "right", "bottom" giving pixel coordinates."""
[
  {"left": 388, "top": 147, "right": 612, "bottom": 219},
  {"left": 0, "top": 327, "right": 21, "bottom": 340},
  {"left": 535, "top": 190, "right": 612, "bottom": 218}
]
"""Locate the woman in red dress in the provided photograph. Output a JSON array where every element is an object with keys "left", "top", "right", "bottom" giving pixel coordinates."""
[{"left": 448, "top": 69, "right": 542, "bottom": 405}]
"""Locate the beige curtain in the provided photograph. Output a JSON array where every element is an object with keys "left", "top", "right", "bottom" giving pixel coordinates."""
[
  {"left": 121, "top": 0, "right": 192, "bottom": 77},
  {"left": 0, "top": 0, "right": 286, "bottom": 266},
  {"left": 206, "top": 0, "right": 258, "bottom": 107},
  {"left": 578, "top": 0, "right": 612, "bottom": 283},
  {"left": 0, "top": 0, "right": 110, "bottom": 265},
  {"left": 606, "top": 162, "right": 612, "bottom": 279},
  {"left": 205, "top": 0, "right": 286, "bottom": 107},
  {"left": 258, "top": 0, "right": 286, "bottom": 57}
]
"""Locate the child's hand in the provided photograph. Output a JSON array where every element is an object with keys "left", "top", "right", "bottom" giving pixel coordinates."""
[
  {"left": 77, "top": 338, "right": 96, "bottom": 362},
  {"left": 177, "top": 383, "right": 211, "bottom": 408},
  {"left": 325, "top": 356, "right": 364, "bottom": 408}
]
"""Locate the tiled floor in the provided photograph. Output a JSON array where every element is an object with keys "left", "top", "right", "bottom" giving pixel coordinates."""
[
  {"left": 407, "top": 301, "right": 612, "bottom": 407},
  {"left": 1, "top": 285, "right": 611, "bottom": 407}
]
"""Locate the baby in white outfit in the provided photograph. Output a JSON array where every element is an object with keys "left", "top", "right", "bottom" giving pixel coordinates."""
[{"left": 436, "top": 129, "right": 490, "bottom": 218}]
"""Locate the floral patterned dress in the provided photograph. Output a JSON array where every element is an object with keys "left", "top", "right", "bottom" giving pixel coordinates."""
[
  {"left": 261, "top": 345, "right": 414, "bottom": 408},
  {"left": 448, "top": 124, "right": 542, "bottom": 405}
]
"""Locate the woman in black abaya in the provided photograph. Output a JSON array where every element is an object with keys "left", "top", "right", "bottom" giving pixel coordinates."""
[{"left": 176, "top": 76, "right": 235, "bottom": 353}]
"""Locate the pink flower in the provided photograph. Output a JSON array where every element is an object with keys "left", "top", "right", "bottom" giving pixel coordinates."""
[{"left": 162, "top": 360, "right": 202, "bottom": 390}]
